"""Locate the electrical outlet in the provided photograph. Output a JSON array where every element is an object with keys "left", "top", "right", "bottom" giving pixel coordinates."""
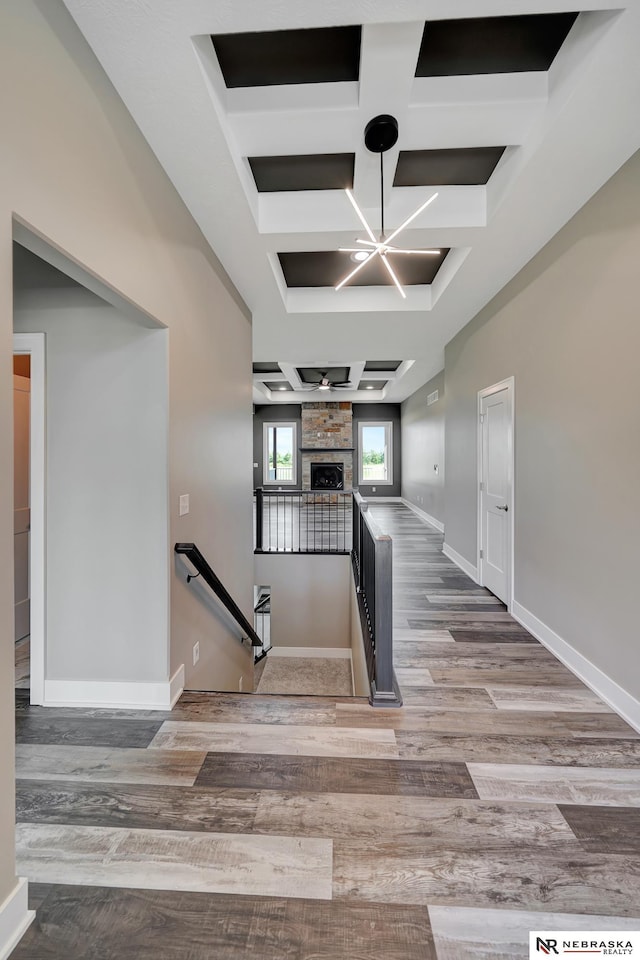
[
  {"left": 192, "top": 641, "right": 200, "bottom": 665},
  {"left": 434, "top": 464, "right": 439, "bottom": 474},
  {"left": 179, "top": 494, "right": 190, "bottom": 516},
  {"left": 372, "top": 486, "right": 376, "bottom": 493},
  {"left": 238, "top": 676, "right": 244, "bottom": 692}
]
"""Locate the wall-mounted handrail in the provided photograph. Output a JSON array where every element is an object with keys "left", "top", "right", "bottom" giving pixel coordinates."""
[
  {"left": 175, "top": 543, "right": 263, "bottom": 647},
  {"left": 351, "top": 492, "right": 401, "bottom": 707}
]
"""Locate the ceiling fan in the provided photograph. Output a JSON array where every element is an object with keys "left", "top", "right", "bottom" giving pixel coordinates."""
[
  {"left": 336, "top": 115, "right": 440, "bottom": 299},
  {"left": 305, "top": 370, "right": 352, "bottom": 392}
]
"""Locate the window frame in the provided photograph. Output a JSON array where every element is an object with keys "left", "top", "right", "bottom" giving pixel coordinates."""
[
  {"left": 263, "top": 421, "right": 297, "bottom": 486},
  {"left": 358, "top": 420, "right": 393, "bottom": 486}
]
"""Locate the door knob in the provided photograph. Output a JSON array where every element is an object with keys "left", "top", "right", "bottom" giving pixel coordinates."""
[{"left": 496, "top": 504, "right": 508, "bottom": 512}]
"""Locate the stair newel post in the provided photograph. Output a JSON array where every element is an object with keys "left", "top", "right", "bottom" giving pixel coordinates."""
[{"left": 255, "top": 487, "right": 264, "bottom": 553}]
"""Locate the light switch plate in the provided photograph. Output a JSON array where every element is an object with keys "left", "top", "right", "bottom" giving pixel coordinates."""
[{"left": 179, "top": 494, "right": 189, "bottom": 516}]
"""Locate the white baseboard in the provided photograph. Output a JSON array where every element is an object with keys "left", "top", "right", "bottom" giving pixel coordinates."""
[
  {"left": 43, "top": 664, "right": 185, "bottom": 710},
  {"left": 0, "top": 879, "right": 34, "bottom": 960},
  {"left": 442, "top": 542, "right": 480, "bottom": 584},
  {"left": 169, "top": 664, "right": 185, "bottom": 708},
  {"left": 269, "top": 646, "right": 352, "bottom": 659},
  {"left": 401, "top": 498, "right": 445, "bottom": 533},
  {"left": 512, "top": 601, "right": 640, "bottom": 734},
  {"left": 363, "top": 496, "right": 403, "bottom": 503}
]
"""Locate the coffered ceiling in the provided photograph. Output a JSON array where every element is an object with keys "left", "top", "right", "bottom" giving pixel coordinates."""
[
  {"left": 61, "top": 1, "right": 640, "bottom": 403},
  {"left": 253, "top": 360, "right": 411, "bottom": 403}
]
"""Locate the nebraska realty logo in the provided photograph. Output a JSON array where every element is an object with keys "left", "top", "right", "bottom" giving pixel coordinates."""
[{"left": 530, "top": 932, "right": 640, "bottom": 957}]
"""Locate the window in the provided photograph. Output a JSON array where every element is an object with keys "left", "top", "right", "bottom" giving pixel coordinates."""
[
  {"left": 263, "top": 422, "right": 296, "bottom": 485},
  {"left": 359, "top": 421, "right": 393, "bottom": 485}
]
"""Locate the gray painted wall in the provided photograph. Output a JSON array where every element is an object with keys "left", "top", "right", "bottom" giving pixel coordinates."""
[
  {"left": 253, "top": 404, "right": 301, "bottom": 489},
  {"left": 253, "top": 402, "right": 402, "bottom": 497},
  {"left": 14, "top": 289, "right": 169, "bottom": 683},
  {"left": 400, "top": 371, "right": 445, "bottom": 524},
  {"left": 254, "top": 554, "right": 350, "bottom": 649},
  {"left": 445, "top": 148, "right": 640, "bottom": 702},
  {"left": 0, "top": 0, "right": 253, "bottom": 909},
  {"left": 353, "top": 403, "right": 402, "bottom": 498}
]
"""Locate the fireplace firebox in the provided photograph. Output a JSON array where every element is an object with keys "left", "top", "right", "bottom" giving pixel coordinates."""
[{"left": 311, "top": 462, "right": 344, "bottom": 491}]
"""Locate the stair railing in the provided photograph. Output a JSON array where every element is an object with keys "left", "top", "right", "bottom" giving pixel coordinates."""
[{"left": 175, "top": 542, "right": 262, "bottom": 648}]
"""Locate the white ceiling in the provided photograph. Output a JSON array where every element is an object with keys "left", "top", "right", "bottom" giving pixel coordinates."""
[{"left": 62, "top": 0, "right": 640, "bottom": 403}]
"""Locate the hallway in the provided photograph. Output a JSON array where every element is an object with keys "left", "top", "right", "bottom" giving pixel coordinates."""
[{"left": 12, "top": 504, "right": 640, "bottom": 958}]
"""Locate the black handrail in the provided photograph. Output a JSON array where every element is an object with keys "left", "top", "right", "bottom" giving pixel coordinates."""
[{"left": 175, "top": 543, "right": 263, "bottom": 647}]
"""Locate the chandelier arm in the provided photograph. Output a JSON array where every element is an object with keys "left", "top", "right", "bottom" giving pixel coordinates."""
[
  {"left": 384, "top": 191, "right": 439, "bottom": 246},
  {"left": 335, "top": 249, "right": 380, "bottom": 291},
  {"left": 387, "top": 248, "right": 441, "bottom": 255},
  {"left": 381, "top": 254, "right": 406, "bottom": 299},
  {"left": 355, "top": 239, "right": 378, "bottom": 247},
  {"left": 345, "top": 189, "right": 377, "bottom": 244}
]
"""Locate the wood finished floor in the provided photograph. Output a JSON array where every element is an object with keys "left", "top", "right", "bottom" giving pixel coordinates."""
[{"left": 12, "top": 503, "right": 640, "bottom": 959}]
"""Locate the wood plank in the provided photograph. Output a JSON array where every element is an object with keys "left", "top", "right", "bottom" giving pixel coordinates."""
[
  {"left": 333, "top": 842, "right": 640, "bottom": 914},
  {"left": 558, "top": 804, "right": 640, "bottom": 854},
  {"left": 195, "top": 752, "right": 478, "bottom": 798},
  {"left": 469, "top": 763, "right": 640, "bottom": 805},
  {"left": 11, "top": 884, "right": 437, "bottom": 960},
  {"left": 16, "top": 822, "right": 333, "bottom": 900},
  {"left": 16, "top": 744, "right": 207, "bottom": 786},
  {"left": 254, "top": 793, "right": 574, "bottom": 846},
  {"left": 16, "top": 780, "right": 261, "bottom": 834},
  {"left": 397, "top": 731, "right": 640, "bottom": 766},
  {"left": 15, "top": 715, "right": 163, "bottom": 748},
  {"left": 335, "top": 705, "right": 634, "bottom": 737},
  {"left": 428, "top": 905, "right": 640, "bottom": 960},
  {"left": 149, "top": 721, "right": 398, "bottom": 759}
]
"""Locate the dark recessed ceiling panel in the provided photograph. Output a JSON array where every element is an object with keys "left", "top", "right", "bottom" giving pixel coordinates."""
[
  {"left": 297, "top": 367, "right": 350, "bottom": 385},
  {"left": 278, "top": 251, "right": 449, "bottom": 288},
  {"left": 364, "top": 360, "right": 402, "bottom": 371},
  {"left": 416, "top": 13, "right": 579, "bottom": 77},
  {"left": 211, "top": 26, "right": 362, "bottom": 88},
  {"left": 394, "top": 147, "right": 506, "bottom": 187},
  {"left": 359, "top": 380, "right": 388, "bottom": 391},
  {"left": 253, "top": 362, "right": 282, "bottom": 374},
  {"left": 265, "top": 381, "right": 293, "bottom": 392},
  {"left": 248, "top": 154, "right": 355, "bottom": 193}
]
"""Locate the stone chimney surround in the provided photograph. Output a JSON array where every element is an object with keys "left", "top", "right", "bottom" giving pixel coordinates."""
[{"left": 300, "top": 401, "right": 353, "bottom": 491}]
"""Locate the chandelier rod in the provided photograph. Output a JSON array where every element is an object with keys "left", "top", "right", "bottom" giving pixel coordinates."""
[{"left": 380, "top": 150, "right": 384, "bottom": 241}]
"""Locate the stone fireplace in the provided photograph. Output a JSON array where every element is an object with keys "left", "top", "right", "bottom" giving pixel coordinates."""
[{"left": 301, "top": 401, "right": 353, "bottom": 491}]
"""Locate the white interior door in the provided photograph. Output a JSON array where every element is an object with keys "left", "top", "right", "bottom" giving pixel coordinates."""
[
  {"left": 479, "top": 380, "right": 513, "bottom": 605},
  {"left": 14, "top": 373, "right": 31, "bottom": 641}
]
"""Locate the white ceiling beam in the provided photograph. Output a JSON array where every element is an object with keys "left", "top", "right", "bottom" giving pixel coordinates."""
[
  {"left": 353, "top": 22, "right": 424, "bottom": 207},
  {"left": 259, "top": 185, "right": 486, "bottom": 235},
  {"left": 285, "top": 284, "right": 433, "bottom": 314},
  {"left": 230, "top": 94, "right": 540, "bottom": 159}
]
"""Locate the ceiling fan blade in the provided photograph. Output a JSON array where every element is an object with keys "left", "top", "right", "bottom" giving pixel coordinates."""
[
  {"left": 388, "top": 248, "right": 441, "bottom": 255},
  {"left": 335, "top": 248, "right": 379, "bottom": 291},
  {"left": 345, "top": 189, "right": 377, "bottom": 244},
  {"left": 332, "top": 382, "right": 352, "bottom": 387},
  {"left": 381, "top": 253, "right": 406, "bottom": 299},
  {"left": 385, "top": 191, "right": 438, "bottom": 246}
]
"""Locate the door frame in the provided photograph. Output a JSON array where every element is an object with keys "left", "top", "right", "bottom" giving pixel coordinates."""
[
  {"left": 476, "top": 376, "right": 515, "bottom": 611},
  {"left": 13, "top": 332, "right": 46, "bottom": 705}
]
